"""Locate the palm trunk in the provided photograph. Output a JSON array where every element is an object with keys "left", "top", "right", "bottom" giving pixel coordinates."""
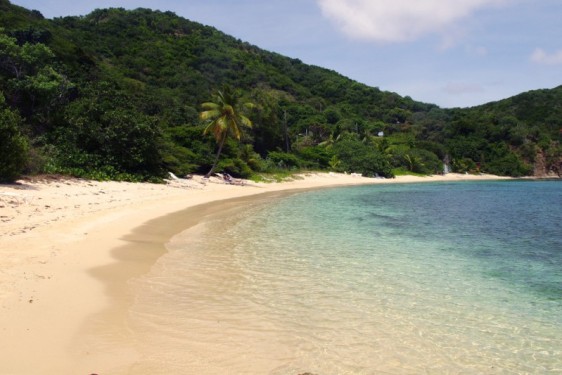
[{"left": 205, "top": 132, "right": 227, "bottom": 178}]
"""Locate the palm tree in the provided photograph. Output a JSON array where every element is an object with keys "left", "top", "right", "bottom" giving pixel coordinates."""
[{"left": 200, "top": 86, "right": 253, "bottom": 178}]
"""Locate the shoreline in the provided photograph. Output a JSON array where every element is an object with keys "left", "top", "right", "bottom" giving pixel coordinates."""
[
  {"left": 0, "top": 172, "right": 512, "bottom": 374},
  {"left": 81, "top": 191, "right": 298, "bottom": 374}
]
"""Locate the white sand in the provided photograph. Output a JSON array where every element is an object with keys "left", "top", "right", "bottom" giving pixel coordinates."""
[{"left": 0, "top": 172, "right": 509, "bottom": 374}]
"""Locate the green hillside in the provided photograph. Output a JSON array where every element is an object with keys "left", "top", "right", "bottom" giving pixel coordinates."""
[{"left": 1, "top": 0, "right": 560, "bottom": 182}]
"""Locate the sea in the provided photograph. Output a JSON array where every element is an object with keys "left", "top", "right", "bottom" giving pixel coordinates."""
[{"left": 129, "top": 180, "right": 562, "bottom": 374}]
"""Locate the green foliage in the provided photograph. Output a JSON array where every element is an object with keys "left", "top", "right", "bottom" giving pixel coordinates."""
[
  {"left": 248, "top": 86, "right": 290, "bottom": 154},
  {"left": 0, "top": 28, "right": 73, "bottom": 129},
  {"left": 452, "top": 158, "right": 478, "bottom": 174},
  {"left": 160, "top": 142, "right": 199, "bottom": 176},
  {"left": 485, "top": 153, "right": 531, "bottom": 177},
  {"left": 0, "top": 93, "right": 28, "bottom": 182},
  {"left": 297, "top": 146, "right": 332, "bottom": 169},
  {"left": 216, "top": 157, "right": 253, "bottom": 178},
  {"left": 50, "top": 82, "right": 164, "bottom": 179},
  {"left": 392, "top": 168, "right": 427, "bottom": 177},
  {"left": 390, "top": 148, "right": 442, "bottom": 175},
  {"left": 328, "top": 155, "right": 341, "bottom": 170},
  {"left": 0, "top": 2, "right": 560, "bottom": 180},
  {"left": 266, "top": 151, "right": 302, "bottom": 170},
  {"left": 200, "top": 85, "right": 254, "bottom": 177},
  {"left": 331, "top": 134, "right": 393, "bottom": 177}
]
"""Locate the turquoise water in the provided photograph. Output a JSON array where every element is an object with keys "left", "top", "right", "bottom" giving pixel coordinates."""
[{"left": 130, "top": 180, "right": 562, "bottom": 374}]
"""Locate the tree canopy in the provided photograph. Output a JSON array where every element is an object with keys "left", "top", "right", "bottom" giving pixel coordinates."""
[{"left": 0, "top": 1, "right": 560, "bottom": 182}]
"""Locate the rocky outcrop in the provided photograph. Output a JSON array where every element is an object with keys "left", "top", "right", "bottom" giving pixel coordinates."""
[
  {"left": 534, "top": 149, "right": 562, "bottom": 178},
  {"left": 534, "top": 150, "right": 548, "bottom": 177}
]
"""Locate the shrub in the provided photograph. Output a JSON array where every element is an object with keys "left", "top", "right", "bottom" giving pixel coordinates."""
[
  {"left": 332, "top": 137, "right": 393, "bottom": 177},
  {"left": 0, "top": 98, "right": 28, "bottom": 182},
  {"left": 452, "top": 157, "right": 478, "bottom": 173},
  {"left": 217, "top": 158, "right": 253, "bottom": 178},
  {"left": 405, "top": 149, "right": 442, "bottom": 174},
  {"left": 484, "top": 153, "right": 531, "bottom": 177},
  {"left": 266, "top": 151, "right": 302, "bottom": 169},
  {"left": 297, "top": 146, "right": 332, "bottom": 169}
]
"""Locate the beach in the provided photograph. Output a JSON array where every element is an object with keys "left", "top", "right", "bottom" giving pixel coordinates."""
[{"left": 0, "top": 172, "right": 510, "bottom": 374}]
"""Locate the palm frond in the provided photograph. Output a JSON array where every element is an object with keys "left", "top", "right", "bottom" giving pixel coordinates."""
[
  {"left": 200, "top": 109, "right": 220, "bottom": 121},
  {"left": 243, "top": 102, "right": 256, "bottom": 110},
  {"left": 239, "top": 115, "right": 252, "bottom": 128},
  {"left": 199, "top": 86, "right": 256, "bottom": 177}
]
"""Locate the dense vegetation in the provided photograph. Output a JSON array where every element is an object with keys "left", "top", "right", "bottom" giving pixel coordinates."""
[{"left": 1, "top": 0, "right": 561, "bottom": 182}]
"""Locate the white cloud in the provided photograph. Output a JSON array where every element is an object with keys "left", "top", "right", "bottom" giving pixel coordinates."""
[
  {"left": 317, "top": 0, "right": 506, "bottom": 43},
  {"left": 530, "top": 48, "right": 562, "bottom": 65}
]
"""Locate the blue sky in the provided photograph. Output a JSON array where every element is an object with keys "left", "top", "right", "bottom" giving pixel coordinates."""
[{"left": 9, "top": 0, "right": 562, "bottom": 108}]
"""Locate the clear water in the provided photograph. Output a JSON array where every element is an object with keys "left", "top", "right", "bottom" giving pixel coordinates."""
[{"left": 129, "top": 180, "right": 562, "bottom": 374}]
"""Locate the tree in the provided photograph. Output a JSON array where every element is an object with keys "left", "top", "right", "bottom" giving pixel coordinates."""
[
  {"left": 0, "top": 28, "right": 72, "bottom": 129},
  {"left": 331, "top": 134, "right": 393, "bottom": 177},
  {"left": 0, "top": 92, "right": 28, "bottom": 182},
  {"left": 58, "top": 82, "right": 164, "bottom": 178},
  {"left": 200, "top": 86, "right": 253, "bottom": 178}
]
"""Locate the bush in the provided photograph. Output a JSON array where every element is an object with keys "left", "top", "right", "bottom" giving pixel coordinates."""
[
  {"left": 266, "top": 151, "right": 302, "bottom": 169},
  {"left": 297, "top": 146, "right": 332, "bottom": 169},
  {"left": 484, "top": 153, "right": 531, "bottom": 177},
  {"left": 332, "top": 136, "right": 393, "bottom": 177},
  {"left": 452, "top": 157, "right": 478, "bottom": 173},
  {"left": 58, "top": 95, "right": 165, "bottom": 178},
  {"left": 405, "top": 149, "right": 443, "bottom": 174},
  {"left": 217, "top": 158, "right": 253, "bottom": 178},
  {"left": 0, "top": 99, "right": 28, "bottom": 182}
]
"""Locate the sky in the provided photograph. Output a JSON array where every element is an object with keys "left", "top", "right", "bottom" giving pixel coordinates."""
[{"left": 8, "top": 0, "right": 562, "bottom": 108}]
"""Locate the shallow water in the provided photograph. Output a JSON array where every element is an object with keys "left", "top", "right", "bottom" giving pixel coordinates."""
[{"left": 130, "top": 180, "right": 562, "bottom": 374}]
